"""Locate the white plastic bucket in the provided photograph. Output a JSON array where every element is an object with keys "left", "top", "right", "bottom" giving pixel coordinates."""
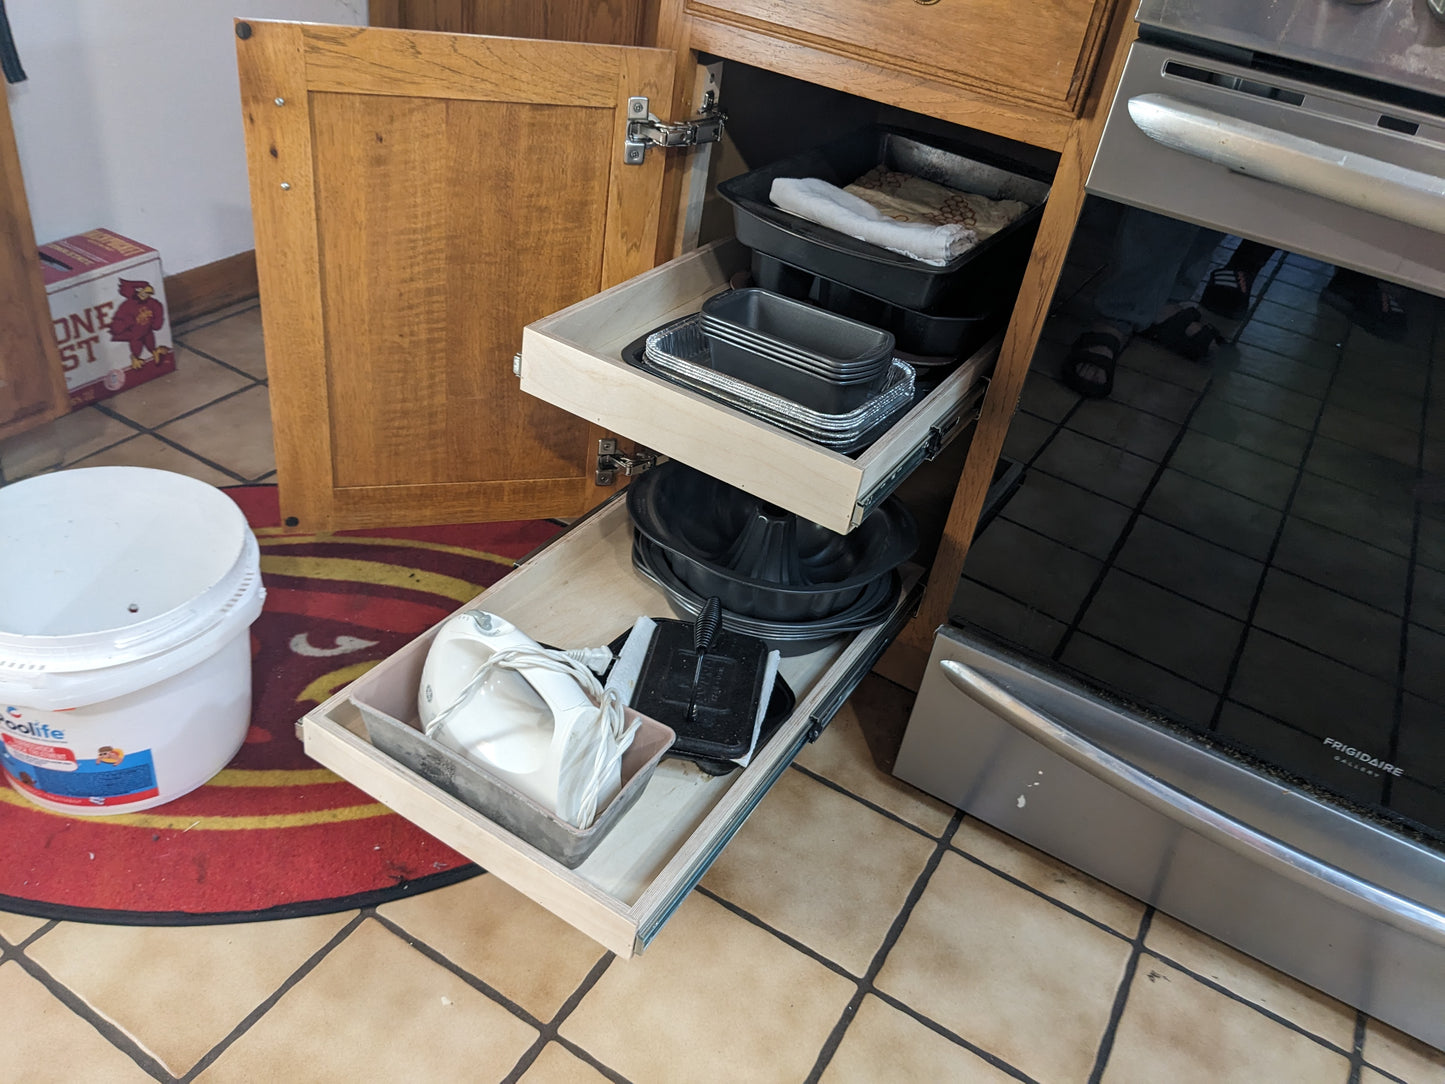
[{"left": 0, "top": 467, "right": 265, "bottom": 814}]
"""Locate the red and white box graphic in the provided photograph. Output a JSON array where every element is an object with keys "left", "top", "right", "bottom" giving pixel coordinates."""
[{"left": 38, "top": 228, "right": 176, "bottom": 408}]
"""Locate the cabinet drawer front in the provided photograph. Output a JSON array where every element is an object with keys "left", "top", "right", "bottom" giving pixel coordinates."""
[
  {"left": 520, "top": 240, "right": 993, "bottom": 535},
  {"left": 300, "top": 497, "right": 921, "bottom": 957},
  {"left": 685, "top": 0, "right": 1115, "bottom": 113}
]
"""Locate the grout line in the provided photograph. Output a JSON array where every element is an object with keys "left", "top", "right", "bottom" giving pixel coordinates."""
[
  {"left": 788, "top": 763, "right": 943, "bottom": 842},
  {"left": 948, "top": 848, "right": 1135, "bottom": 944},
  {"left": 869, "top": 988, "right": 1045, "bottom": 1084},
  {"left": 1084, "top": 907, "right": 1154, "bottom": 1084},
  {"left": 16, "top": 919, "right": 59, "bottom": 950},
  {"left": 1347, "top": 1011, "right": 1368, "bottom": 1084},
  {"left": 499, "top": 953, "right": 631, "bottom": 1084},
  {"left": 178, "top": 911, "right": 369, "bottom": 1082},
  {"left": 802, "top": 811, "right": 1040, "bottom": 1084},
  {"left": 138, "top": 429, "right": 252, "bottom": 485},
  {"left": 6, "top": 944, "right": 176, "bottom": 1082},
  {"left": 104, "top": 378, "right": 262, "bottom": 432},
  {"left": 1142, "top": 945, "right": 1355, "bottom": 1058},
  {"left": 368, "top": 910, "right": 548, "bottom": 1029},
  {"left": 694, "top": 886, "right": 858, "bottom": 983},
  {"left": 64, "top": 423, "right": 251, "bottom": 486},
  {"left": 171, "top": 300, "right": 260, "bottom": 339},
  {"left": 174, "top": 340, "right": 266, "bottom": 384},
  {"left": 372, "top": 908, "right": 631, "bottom": 1084}
]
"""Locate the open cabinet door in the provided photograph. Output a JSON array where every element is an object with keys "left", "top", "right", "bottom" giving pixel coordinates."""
[
  {"left": 236, "top": 22, "right": 673, "bottom": 530},
  {"left": 0, "top": 87, "right": 68, "bottom": 443}
]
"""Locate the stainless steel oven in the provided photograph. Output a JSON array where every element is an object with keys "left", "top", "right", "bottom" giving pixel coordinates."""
[{"left": 896, "top": 0, "right": 1445, "bottom": 1050}]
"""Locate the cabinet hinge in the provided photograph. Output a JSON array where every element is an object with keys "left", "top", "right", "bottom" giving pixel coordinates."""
[
  {"left": 624, "top": 96, "right": 726, "bottom": 165},
  {"left": 596, "top": 438, "right": 657, "bottom": 486}
]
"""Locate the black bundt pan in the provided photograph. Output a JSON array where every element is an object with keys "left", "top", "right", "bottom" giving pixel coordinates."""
[
  {"left": 632, "top": 535, "right": 901, "bottom": 656},
  {"left": 626, "top": 462, "right": 917, "bottom": 623}
]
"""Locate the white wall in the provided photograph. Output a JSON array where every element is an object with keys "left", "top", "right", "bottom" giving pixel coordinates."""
[{"left": 6, "top": 0, "right": 367, "bottom": 275}]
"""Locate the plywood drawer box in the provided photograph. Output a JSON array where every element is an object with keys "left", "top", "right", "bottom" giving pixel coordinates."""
[
  {"left": 519, "top": 239, "right": 992, "bottom": 535},
  {"left": 683, "top": 0, "right": 1117, "bottom": 114},
  {"left": 299, "top": 495, "right": 922, "bottom": 956}
]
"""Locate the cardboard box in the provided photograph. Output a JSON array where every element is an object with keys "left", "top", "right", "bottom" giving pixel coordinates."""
[{"left": 38, "top": 228, "right": 175, "bottom": 408}]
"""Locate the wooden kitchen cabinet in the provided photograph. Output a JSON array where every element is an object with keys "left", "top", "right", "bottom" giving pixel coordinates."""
[
  {"left": 683, "top": 0, "right": 1117, "bottom": 115},
  {"left": 238, "top": 0, "right": 1134, "bottom": 678},
  {"left": 238, "top": 0, "right": 1138, "bottom": 955},
  {"left": 0, "top": 85, "right": 68, "bottom": 443},
  {"left": 237, "top": 22, "right": 673, "bottom": 529}
]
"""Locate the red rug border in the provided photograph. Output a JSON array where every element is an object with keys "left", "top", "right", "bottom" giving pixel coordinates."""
[{"left": 0, "top": 866, "right": 483, "bottom": 927}]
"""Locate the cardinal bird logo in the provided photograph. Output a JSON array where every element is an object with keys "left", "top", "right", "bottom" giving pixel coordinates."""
[{"left": 107, "top": 278, "right": 173, "bottom": 370}]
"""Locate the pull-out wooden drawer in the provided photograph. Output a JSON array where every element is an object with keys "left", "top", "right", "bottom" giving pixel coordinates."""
[
  {"left": 300, "top": 495, "right": 922, "bottom": 957},
  {"left": 683, "top": 0, "right": 1117, "bottom": 114},
  {"left": 519, "top": 239, "right": 991, "bottom": 535}
]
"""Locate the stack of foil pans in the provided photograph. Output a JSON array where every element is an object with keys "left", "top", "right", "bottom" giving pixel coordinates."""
[{"left": 641, "top": 314, "right": 915, "bottom": 452}]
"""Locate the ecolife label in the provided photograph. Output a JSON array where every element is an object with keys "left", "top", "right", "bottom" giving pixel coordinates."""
[{"left": 2, "top": 706, "right": 159, "bottom": 808}]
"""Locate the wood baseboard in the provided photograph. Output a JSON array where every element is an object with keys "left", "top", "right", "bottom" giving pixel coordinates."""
[{"left": 164, "top": 249, "right": 258, "bottom": 324}]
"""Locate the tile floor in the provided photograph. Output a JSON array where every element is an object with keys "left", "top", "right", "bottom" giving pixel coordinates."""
[{"left": 0, "top": 303, "right": 1443, "bottom": 1082}]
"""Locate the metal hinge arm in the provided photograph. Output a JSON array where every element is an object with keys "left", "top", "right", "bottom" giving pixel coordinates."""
[
  {"left": 596, "top": 439, "right": 658, "bottom": 485},
  {"left": 624, "top": 96, "right": 726, "bottom": 165}
]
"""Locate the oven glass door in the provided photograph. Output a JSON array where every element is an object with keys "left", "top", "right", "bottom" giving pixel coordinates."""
[{"left": 955, "top": 41, "right": 1445, "bottom": 849}]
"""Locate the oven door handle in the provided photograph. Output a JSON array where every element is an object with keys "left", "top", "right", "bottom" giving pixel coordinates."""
[
  {"left": 939, "top": 659, "right": 1445, "bottom": 948},
  {"left": 1127, "top": 93, "right": 1445, "bottom": 235}
]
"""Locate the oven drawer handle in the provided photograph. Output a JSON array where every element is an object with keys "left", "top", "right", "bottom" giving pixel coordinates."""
[
  {"left": 939, "top": 659, "right": 1445, "bottom": 947},
  {"left": 1127, "top": 93, "right": 1445, "bottom": 235}
]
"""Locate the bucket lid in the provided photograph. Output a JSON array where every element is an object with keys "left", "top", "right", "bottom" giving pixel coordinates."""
[{"left": 0, "top": 468, "right": 259, "bottom": 674}]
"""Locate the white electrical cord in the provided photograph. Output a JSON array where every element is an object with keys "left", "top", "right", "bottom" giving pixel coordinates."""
[{"left": 423, "top": 642, "right": 638, "bottom": 829}]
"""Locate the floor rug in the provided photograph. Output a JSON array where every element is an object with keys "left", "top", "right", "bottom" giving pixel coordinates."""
[{"left": 0, "top": 487, "right": 563, "bottom": 925}]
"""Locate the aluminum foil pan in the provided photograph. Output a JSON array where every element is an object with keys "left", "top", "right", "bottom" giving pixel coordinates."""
[{"left": 642, "top": 315, "right": 915, "bottom": 449}]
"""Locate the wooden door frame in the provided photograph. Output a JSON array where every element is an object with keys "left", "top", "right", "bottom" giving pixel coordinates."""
[{"left": 0, "top": 85, "right": 68, "bottom": 443}]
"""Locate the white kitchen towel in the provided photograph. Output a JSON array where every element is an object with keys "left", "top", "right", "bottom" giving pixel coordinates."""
[{"left": 769, "top": 175, "right": 977, "bottom": 266}]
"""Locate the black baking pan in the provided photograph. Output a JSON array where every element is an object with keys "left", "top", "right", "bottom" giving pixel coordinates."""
[
  {"left": 626, "top": 461, "right": 918, "bottom": 623},
  {"left": 718, "top": 125, "right": 1051, "bottom": 310},
  {"left": 749, "top": 251, "right": 1017, "bottom": 364}
]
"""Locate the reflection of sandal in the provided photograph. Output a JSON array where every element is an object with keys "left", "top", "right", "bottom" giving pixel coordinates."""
[
  {"left": 1322, "top": 272, "right": 1407, "bottom": 342},
  {"left": 1141, "top": 306, "right": 1220, "bottom": 361},
  {"left": 1062, "top": 330, "right": 1125, "bottom": 399},
  {"left": 1200, "top": 268, "right": 1252, "bottom": 319}
]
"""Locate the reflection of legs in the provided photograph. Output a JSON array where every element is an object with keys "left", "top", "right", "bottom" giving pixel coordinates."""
[
  {"left": 1064, "top": 209, "right": 1223, "bottom": 399},
  {"left": 1092, "top": 210, "right": 1207, "bottom": 333}
]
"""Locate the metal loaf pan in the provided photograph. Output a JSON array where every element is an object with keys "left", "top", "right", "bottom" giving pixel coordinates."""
[
  {"left": 637, "top": 315, "right": 916, "bottom": 451},
  {"left": 352, "top": 676, "right": 675, "bottom": 870},
  {"left": 704, "top": 335, "right": 889, "bottom": 414},
  {"left": 718, "top": 125, "right": 1051, "bottom": 309},
  {"left": 701, "top": 288, "right": 894, "bottom": 373}
]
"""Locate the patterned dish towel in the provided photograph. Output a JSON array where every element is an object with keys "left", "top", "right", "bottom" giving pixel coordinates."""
[
  {"left": 769, "top": 169, "right": 1029, "bottom": 267},
  {"left": 848, "top": 167, "right": 1029, "bottom": 241}
]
